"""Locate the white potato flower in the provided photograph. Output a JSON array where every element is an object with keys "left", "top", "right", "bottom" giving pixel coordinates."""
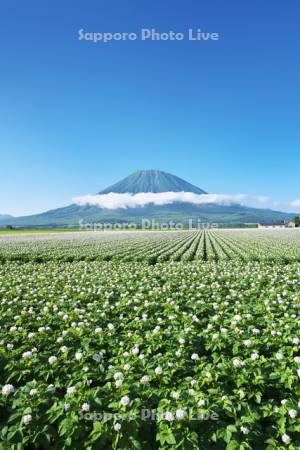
[
  {"left": 282, "top": 434, "right": 291, "bottom": 444},
  {"left": 23, "top": 414, "right": 32, "bottom": 426},
  {"left": 48, "top": 356, "right": 58, "bottom": 365},
  {"left": 66, "top": 386, "right": 76, "bottom": 395},
  {"left": 2, "top": 384, "right": 14, "bottom": 396},
  {"left": 175, "top": 409, "right": 186, "bottom": 420},
  {"left": 120, "top": 395, "right": 130, "bottom": 407},
  {"left": 75, "top": 352, "right": 83, "bottom": 361},
  {"left": 114, "top": 422, "right": 121, "bottom": 432},
  {"left": 233, "top": 358, "right": 243, "bottom": 367},
  {"left": 81, "top": 403, "right": 90, "bottom": 412},
  {"left": 171, "top": 391, "right": 180, "bottom": 400},
  {"left": 155, "top": 366, "right": 162, "bottom": 376},
  {"left": 165, "top": 411, "right": 174, "bottom": 422},
  {"left": 29, "top": 388, "right": 38, "bottom": 396},
  {"left": 113, "top": 372, "right": 123, "bottom": 380},
  {"left": 288, "top": 409, "right": 297, "bottom": 418},
  {"left": 140, "top": 375, "right": 150, "bottom": 384}
]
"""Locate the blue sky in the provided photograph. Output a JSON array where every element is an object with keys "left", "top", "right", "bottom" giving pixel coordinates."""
[{"left": 0, "top": 0, "right": 299, "bottom": 216}]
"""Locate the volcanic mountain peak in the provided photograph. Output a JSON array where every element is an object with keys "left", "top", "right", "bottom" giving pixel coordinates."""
[
  {"left": 99, "top": 170, "right": 207, "bottom": 195},
  {"left": 0, "top": 170, "right": 295, "bottom": 227}
]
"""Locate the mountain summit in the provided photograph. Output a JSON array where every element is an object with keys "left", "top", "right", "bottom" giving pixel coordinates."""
[{"left": 99, "top": 170, "right": 207, "bottom": 195}]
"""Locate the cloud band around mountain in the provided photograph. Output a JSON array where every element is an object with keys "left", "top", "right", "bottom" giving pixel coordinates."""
[{"left": 73, "top": 192, "right": 247, "bottom": 210}]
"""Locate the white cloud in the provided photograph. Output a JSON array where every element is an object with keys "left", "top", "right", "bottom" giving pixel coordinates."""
[
  {"left": 255, "top": 196, "right": 270, "bottom": 205},
  {"left": 73, "top": 192, "right": 248, "bottom": 210},
  {"left": 290, "top": 199, "right": 300, "bottom": 208},
  {"left": 73, "top": 191, "right": 300, "bottom": 212}
]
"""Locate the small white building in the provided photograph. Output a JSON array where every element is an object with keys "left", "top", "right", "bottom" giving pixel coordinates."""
[
  {"left": 286, "top": 221, "right": 296, "bottom": 228},
  {"left": 258, "top": 221, "right": 287, "bottom": 229}
]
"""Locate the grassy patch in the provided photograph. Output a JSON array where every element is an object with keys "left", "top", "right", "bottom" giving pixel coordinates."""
[{"left": 0, "top": 229, "right": 83, "bottom": 235}]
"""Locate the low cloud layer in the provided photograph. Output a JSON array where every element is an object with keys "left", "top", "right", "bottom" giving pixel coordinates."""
[{"left": 73, "top": 192, "right": 250, "bottom": 210}]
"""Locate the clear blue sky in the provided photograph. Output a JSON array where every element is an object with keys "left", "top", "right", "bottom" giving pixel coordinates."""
[{"left": 0, "top": 0, "right": 299, "bottom": 216}]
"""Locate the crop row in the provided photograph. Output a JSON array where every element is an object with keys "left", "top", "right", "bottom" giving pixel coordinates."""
[{"left": 0, "top": 229, "right": 300, "bottom": 263}]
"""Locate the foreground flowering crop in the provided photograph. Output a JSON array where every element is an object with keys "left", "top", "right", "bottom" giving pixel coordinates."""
[{"left": 1, "top": 258, "right": 300, "bottom": 449}]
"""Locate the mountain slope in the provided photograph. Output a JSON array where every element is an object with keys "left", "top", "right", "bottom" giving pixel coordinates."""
[
  {"left": 0, "top": 202, "right": 295, "bottom": 228},
  {"left": 99, "top": 170, "right": 207, "bottom": 194},
  {"left": 0, "top": 214, "right": 13, "bottom": 219}
]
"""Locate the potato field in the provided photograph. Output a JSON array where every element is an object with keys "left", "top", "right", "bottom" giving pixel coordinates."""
[{"left": 0, "top": 230, "right": 300, "bottom": 449}]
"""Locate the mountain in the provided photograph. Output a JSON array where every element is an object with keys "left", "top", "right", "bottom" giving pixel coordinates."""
[
  {"left": 0, "top": 170, "right": 295, "bottom": 228},
  {"left": 99, "top": 170, "right": 207, "bottom": 194},
  {"left": 0, "top": 214, "right": 13, "bottom": 219}
]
